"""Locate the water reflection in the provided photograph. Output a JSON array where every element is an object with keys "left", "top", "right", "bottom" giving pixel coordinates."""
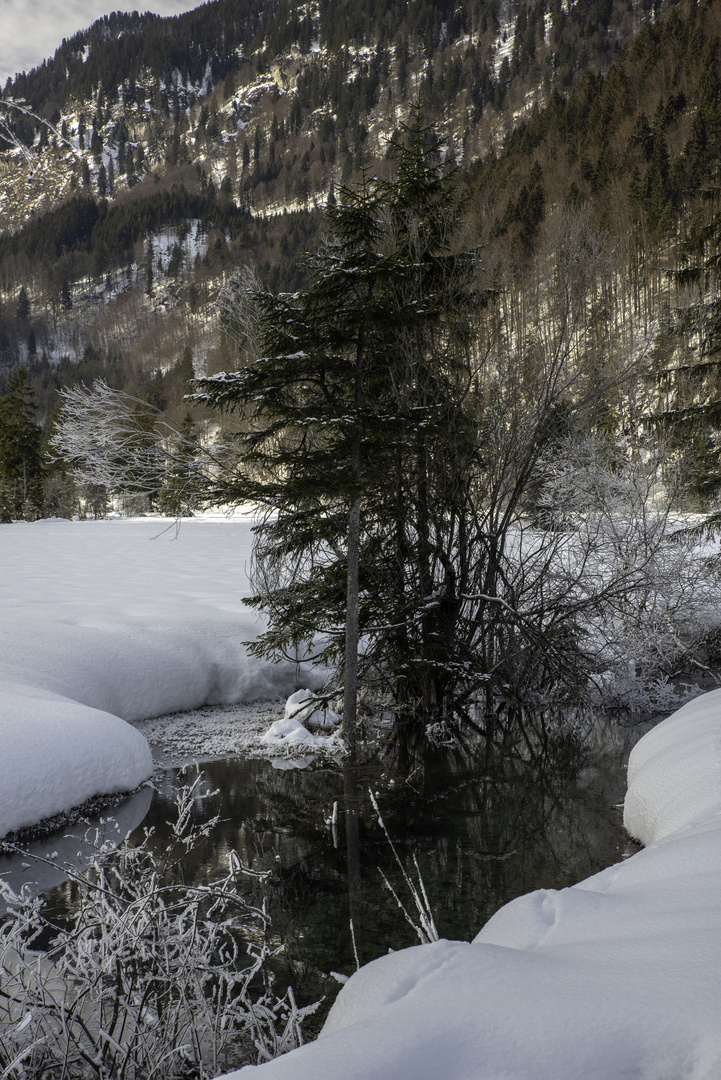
[
  {"left": 145, "top": 734, "right": 635, "bottom": 1009},
  {"left": 344, "top": 758, "right": 363, "bottom": 966},
  {"left": 3, "top": 728, "right": 639, "bottom": 1027},
  {"left": 0, "top": 786, "right": 153, "bottom": 896}
]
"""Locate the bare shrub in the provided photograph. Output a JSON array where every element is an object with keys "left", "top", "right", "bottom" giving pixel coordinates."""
[{"left": 0, "top": 772, "right": 317, "bottom": 1079}]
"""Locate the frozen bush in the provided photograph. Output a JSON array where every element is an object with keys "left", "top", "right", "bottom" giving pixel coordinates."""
[{"left": 0, "top": 772, "right": 317, "bottom": 1079}]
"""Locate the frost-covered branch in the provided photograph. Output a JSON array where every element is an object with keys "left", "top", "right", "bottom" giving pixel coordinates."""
[
  {"left": 217, "top": 264, "right": 265, "bottom": 360},
  {"left": 0, "top": 771, "right": 318, "bottom": 1079},
  {"left": 50, "top": 380, "right": 238, "bottom": 509},
  {"left": 369, "top": 790, "right": 439, "bottom": 945},
  {"left": 0, "top": 96, "right": 79, "bottom": 168}
]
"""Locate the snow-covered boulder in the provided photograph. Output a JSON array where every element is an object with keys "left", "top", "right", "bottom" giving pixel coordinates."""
[
  {"left": 260, "top": 716, "right": 325, "bottom": 748},
  {"left": 284, "top": 689, "right": 340, "bottom": 731},
  {"left": 260, "top": 690, "right": 341, "bottom": 750}
]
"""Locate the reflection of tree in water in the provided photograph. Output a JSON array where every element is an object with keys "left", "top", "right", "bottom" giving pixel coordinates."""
[{"left": 38, "top": 722, "right": 639, "bottom": 1032}]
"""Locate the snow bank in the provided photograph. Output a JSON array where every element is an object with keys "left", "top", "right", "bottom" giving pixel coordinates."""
[
  {"left": 0, "top": 516, "right": 302, "bottom": 838},
  {"left": 624, "top": 690, "right": 721, "bottom": 846},
  {"left": 0, "top": 786, "right": 153, "bottom": 896},
  {"left": 0, "top": 680, "right": 152, "bottom": 839},
  {"left": 230, "top": 691, "right": 721, "bottom": 1080}
]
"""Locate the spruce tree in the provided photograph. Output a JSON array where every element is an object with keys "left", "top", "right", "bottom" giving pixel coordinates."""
[
  {"left": 194, "top": 113, "right": 482, "bottom": 741},
  {"left": 61, "top": 278, "right": 73, "bottom": 311},
  {"left": 197, "top": 176, "right": 393, "bottom": 745},
  {"left": 649, "top": 173, "right": 721, "bottom": 505},
  {"left": 15, "top": 286, "right": 30, "bottom": 322},
  {"left": 145, "top": 244, "right": 154, "bottom": 297},
  {"left": 0, "top": 366, "right": 44, "bottom": 520}
]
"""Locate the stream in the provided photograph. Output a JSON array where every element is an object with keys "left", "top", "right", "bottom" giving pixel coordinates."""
[{"left": 0, "top": 717, "right": 644, "bottom": 1031}]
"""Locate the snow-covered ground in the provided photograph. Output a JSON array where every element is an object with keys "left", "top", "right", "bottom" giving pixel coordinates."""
[
  {"left": 228, "top": 690, "right": 721, "bottom": 1080},
  {"left": 134, "top": 693, "right": 340, "bottom": 767},
  {"left": 2, "top": 514, "right": 720, "bottom": 1079},
  {"left": 0, "top": 514, "right": 307, "bottom": 839}
]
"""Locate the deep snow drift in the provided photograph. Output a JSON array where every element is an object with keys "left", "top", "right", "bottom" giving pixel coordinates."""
[
  {"left": 230, "top": 691, "right": 721, "bottom": 1080},
  {"left": 0, "top": 515, "right": 303, "bottom": 839}
]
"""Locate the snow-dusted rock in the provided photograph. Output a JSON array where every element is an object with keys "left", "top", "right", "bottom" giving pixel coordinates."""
[
  {"left": 260, "top": 690, "right": 341, "bottom": 749},
  {"left": 260, "top": 716, "right": 324, "bottom": 747},
  {"left": 284, "top": 688, "right": 340, "bottom": 731}
]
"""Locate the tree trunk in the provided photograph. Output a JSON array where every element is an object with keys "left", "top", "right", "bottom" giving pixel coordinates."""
[
  {"left": 343, "top": 756, "right": 363, "bottom": 965},
  {"left": 343, "top": 489, "right": 361, "bottom": 751}
]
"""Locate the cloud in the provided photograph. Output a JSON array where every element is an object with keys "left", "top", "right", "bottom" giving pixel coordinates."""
[{"left": 0, "top": 0, "right": 202, "bottom": 86}]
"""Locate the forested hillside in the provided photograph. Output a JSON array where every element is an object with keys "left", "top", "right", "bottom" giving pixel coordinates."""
[{"left": 1, "top": 0, "right": 721, "bottom": 518}]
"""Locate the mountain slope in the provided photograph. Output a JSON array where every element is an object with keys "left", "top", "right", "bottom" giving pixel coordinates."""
[{"left": 0, "top": 0, "right": 719, "bottom": 456}]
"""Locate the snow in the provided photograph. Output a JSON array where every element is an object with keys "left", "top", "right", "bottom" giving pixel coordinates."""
[
  {"left": 228, "top": 691, "right": 721, "bottom": 1080},
  {"left": 493, "top": 0, "right": 516, "bottom": 78},
  {"left": 0, "top": 686, "right": 152, "bottom": 841},
  {"left": 2, "top": 515, "right": 720, "bottom": 1078},
  {"left": 146, "top": 222, "right": 209, "bottom": 273},
  {"left": 0, "top": 514, "right": 306, "bottom": 839},
  {"left": 0, "top": 786, "right": 153, "bottom": 896},
  {"left": 283, "top": 687, "right": 340, "bottom": 730},
  {"left": 134, "top": 699, "right": 294, "bottom": 766},
  {"left": 624, "top": 690, "right": 721, "bottom": 846},
  {"left": 258, "top": 691, "right": 340, "bottom": 750},
  {"left": 260, "top": 715, "right": 330, "bottom": 748}
]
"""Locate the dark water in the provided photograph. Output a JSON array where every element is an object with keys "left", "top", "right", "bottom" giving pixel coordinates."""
[
  {"left": 2, "top": 728, "right": 640, "bottom": 1030},
  {"left": 138, "top": 734, "right": 637, "bottom": 1019}
]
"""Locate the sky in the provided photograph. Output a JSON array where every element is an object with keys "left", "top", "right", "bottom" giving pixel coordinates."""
[{"left": 0, "top": 0, "right": 202, "bottom": 86}]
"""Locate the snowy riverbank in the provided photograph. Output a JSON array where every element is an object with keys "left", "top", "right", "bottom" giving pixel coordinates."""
[
  {"left": 2, "top": 516, "right": 720, "bottom": 1078},
  {"left": 229, "top": 690, "right": 721, "bottom": 1080},
  {"left": 0, "top": 515, "right": 305, "bottom": 839}
]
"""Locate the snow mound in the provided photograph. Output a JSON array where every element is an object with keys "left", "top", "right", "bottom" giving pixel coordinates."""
[
  {"left": 624, "top": 690, "right": 721, "bottom": 845},
  {"left": 284, "top": 688, "right": 340, "bottom": 731},
  {"left": 260, "top": 716, "right": 326, "bottom": 747},
  {"left": 227, "top": 691, "right": 721, "bottom": 1080},
  {"left": 0, "top": 517, "right": 306, "bottom": 839},
  {"left": 0, "top": 678, "right": 152, "bottom": 838},
  {"left": 260, "top": 691, "right": 340, "bottom": 751}
]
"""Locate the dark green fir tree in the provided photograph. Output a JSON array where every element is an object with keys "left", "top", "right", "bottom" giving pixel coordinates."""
[
  {"left": 15, "top": 286, "right": 30, "bottom": 322},
  {"left": 0, "top": 366, "right": 44, "bottom": 520},
  {"left": 194, "top": 112, "right": 482, "bottom": 745}
]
